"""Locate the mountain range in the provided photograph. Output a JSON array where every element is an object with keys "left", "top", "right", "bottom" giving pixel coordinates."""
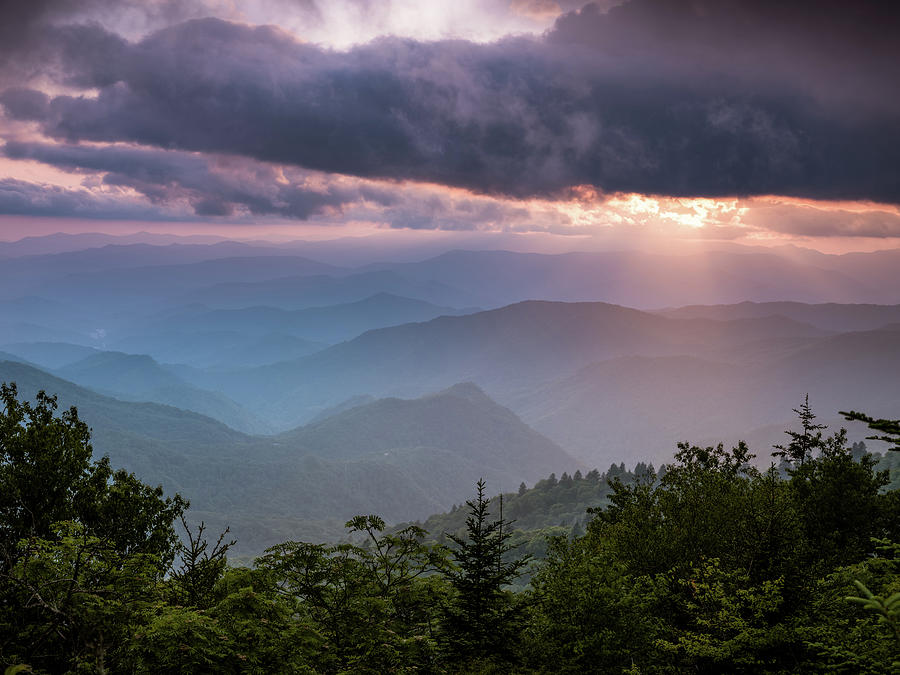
[
  {"left": 0, "top": 359, "right": 577, "bottom": 553},
  {"left": 2, "top": 234, "right": 899, "bottom": 552}
]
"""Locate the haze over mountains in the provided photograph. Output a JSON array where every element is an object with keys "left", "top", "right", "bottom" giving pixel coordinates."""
[
  {"left": 1, "top": 232, "right": 899, "bottom": 552},
  {"left": 0, "top": 360, "right": 576, "bottom": 553}
]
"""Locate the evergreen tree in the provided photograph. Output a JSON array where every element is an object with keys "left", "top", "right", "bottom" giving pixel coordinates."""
[
  {"left": 773, "top": 394, "right": 827, "bottom": 467},
  {"left": 789, "top": 428, "right": 893, "bottom": 569},
  {"left": 441, "top": 480, "right": 529, "bottom": 664},
  {"left": 841, "top": 410, "right": 900, "bottom": 452},
  {"left": 170, "top": 516, "right": 235, "bottom": 609}
]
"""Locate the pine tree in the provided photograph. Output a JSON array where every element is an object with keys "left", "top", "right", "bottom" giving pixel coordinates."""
[
  {"left": 841, "top": 410, "right": 900, "bottom": 452},
  {"left": 441, "top": 479, "right": 530, "bottom": 663},
  {"left": 773, "top": 394, "right": 827, "bottom": 467}
]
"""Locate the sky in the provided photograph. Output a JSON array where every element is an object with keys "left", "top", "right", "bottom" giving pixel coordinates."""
[{"left": 0, "top": 0, "right": 898, "bottom": 252}]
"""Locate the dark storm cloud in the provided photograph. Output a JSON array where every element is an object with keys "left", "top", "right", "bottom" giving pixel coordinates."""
[
  {"left": 0, "top": 139, "right": 536, "bottom": 228},
  {"left": 2, "top": 0, "right": 899, "bottom": 204},
  {"left": 0, "top": 89, "right": 50, "bottom": 121},
  {"left": 549, "top": 1, "right": 900, "bottom": 115},
  {"left": 0, "top": 1, "right": 147, "bottom": 87},
  {"left": 0, "top": 0, "right": 66, "bottom": 55},
  {"left": 0, "top": 177, "right": 169, "bottom": 220},
  {"left": 1, "top": 140, "right": 396, "bottom": 219}
]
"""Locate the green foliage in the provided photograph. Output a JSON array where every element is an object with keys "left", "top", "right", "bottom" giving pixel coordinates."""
[
  {"left": 653, "top": 559, "right": 790, "bottom": 673},
  {"left": 422, "top": 465, "right": 627, "bottom": 534},
  {"left": 5, "top": 522, "right": 163, "bottom": 673},
  {"left": 0, "top": 383, "right": 187, "bottom": 673},
  {"left": 525, "top": 534, "right": 658, "bottom": 673},
  {"left": 0, "top": 383, "right": 187, "bottom": 565},
  {"left": 441, "top": 480, "right": 530, "bottom": 667},
  {"left": 170, "top": 517, "right": 235, "bottom": 609},
  {"left": 787, "top": 428, "right": 895, "bottom": 570},
  {"left": 530, "top": 442, "right": 807, "bottom": 673},
  {"left": 594, "top": 441, "right": 804, "bottom": 584},
  {"left": 847, "top": 579, "right": 900, "bottom": 641},
  {"left": 524, "top": 401, "right": 900, "bottom": 674},
  {"left": 800, "top": 539, "right": 900, "bottom": 673},
  {"left": 841, "top": 410, "right": 900, "bottom": 452},
  {"left": 411, "top": 461, "right": 635, "bottom": 564},
  {"left": 878, "top": 450, "right": 900, "bottom": 492},
  {"left": 0, "top": 383, "right": 95, "bottom": 551},
  {"left": 256, "top": 515, "right": 449, "bottom": 673},
  {"left": 127, "top": 567, "right": 319, "bottom": 674},
  {"left": 4, "top": 666, "right": 32, "bottom": 675},
  {"left": 2, "top": 384, "right": 900, "bottom": 674},
  {"left": 773, "top": 394, "right": 827, "bottom": 467}
]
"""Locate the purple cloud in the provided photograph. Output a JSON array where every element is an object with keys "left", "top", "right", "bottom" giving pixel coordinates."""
[
  {"left": 1, "top": 1, "right": 898, "bottom": 205},
  {"left": 0, "top": 177, "right": 174, "bottom": 220},
  {"left": 2, "top": 140, "right": 400, "bottom": 219}
]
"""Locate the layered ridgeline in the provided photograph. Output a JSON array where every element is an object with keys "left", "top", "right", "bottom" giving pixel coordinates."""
[
  {"left": 4, "top": 298, "right": 900, "bottom": 468},
  {"left": 3, "top": 243, "right": 900, "bottom": 341},
  {"left": 0, "top": 348, "right": 274, "bottom": 435},
  {"left": 186, "top": 300, "right": 830, "bottom": 420},
  {"left": 117, "top": 293, "right": 475, "bottom": 355},
  {"left": 0, "top": 292, "right": 475, "bottom": 368},
  {"left": 180, "top": 300, "right": 900, "bottom": 465},
  {"left": 57, "top": 351, "right": 275, "bottom": 435},
  {"left": 359, "top": 248, "right": 900, "bottom": 307},
  {"left": 2, "top": 238, "right": 900, "bottom": 548},
  {"left": 0, "top": 360, "right": 577, "bottom": 554}
]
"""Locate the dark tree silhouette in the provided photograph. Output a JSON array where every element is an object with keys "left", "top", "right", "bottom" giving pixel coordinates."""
[{"left": 441, "top": 479, "right": 529, "bottom": 664}]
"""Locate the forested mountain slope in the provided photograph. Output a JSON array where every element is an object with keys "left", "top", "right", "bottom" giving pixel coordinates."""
[{"left": 0, "top": 361, "right": 578, "bottom": 554}]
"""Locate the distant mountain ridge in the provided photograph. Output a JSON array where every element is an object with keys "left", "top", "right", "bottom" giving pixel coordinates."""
[
  {"left": 656, "top": 301, "right": 900, "bottom": 332},
  {"left": 513, "top": 326, "right": 900, "bottom": 464},
  {"left": 0, "top": 231, "right": 235, "bottom": 256},
  {"left": 364, "top": 248, "right": 893, "bottom": 307},
  {"left": 149, "top": 298, "right": 900, "bottom": 469},
  {"left": 3, "top": 237, "right": 900, "bottom": 553},
  {"left": 138, "top": 292, "right": 479, "bottom": 345},
  {"left": 0, "top": 342, "right": 101, "bottom": 369},
  {"left": 192, "top": 300, "right": 830, "bottom": 429},
  {"left": 56, "top": 351, "right": 273, "bottom": 435},
  {"left": 8, "top": 295, "right": 888, "bottom": 471},
  {"left": 0, "top": 360, "right": 579, "bottom": 554},
  {"left": 184, "top": 271, "right": 479, "bottom": 310},
  {"left": 52, "top": 255, "right": 346, "bottom": 299},
  {"left": 3, "top": 242, "right": 900, "bottom": 360},
  {"left": 280, "top": 381, "right": 575, "bottom": 473}
]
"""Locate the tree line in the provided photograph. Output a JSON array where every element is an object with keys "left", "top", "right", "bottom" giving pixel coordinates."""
[{"left": 1, "top": 382, "right": 899, "bottom": 673}]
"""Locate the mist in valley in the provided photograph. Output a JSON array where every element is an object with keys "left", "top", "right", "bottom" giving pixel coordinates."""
[{"left": 1, "top": 235, "right": 898, "bottom": 551}]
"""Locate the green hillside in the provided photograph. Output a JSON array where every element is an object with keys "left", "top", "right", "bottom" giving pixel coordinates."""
[
  {"left": 281, "top": 382, "right": 577, "bottom": 473},
  {"left": 58, "top": 351, "right": 273, "bottom": 434},
  {"left": 0, "top": 362, "right": 580, "bottom": 554}
]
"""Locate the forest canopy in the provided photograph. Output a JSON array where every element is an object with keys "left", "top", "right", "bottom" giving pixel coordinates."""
[{"left": 1, "top": 383, "right": 899, "bottom": 674}]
